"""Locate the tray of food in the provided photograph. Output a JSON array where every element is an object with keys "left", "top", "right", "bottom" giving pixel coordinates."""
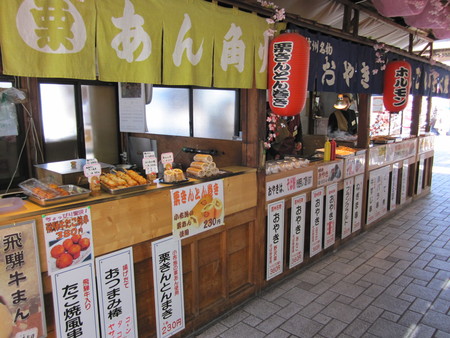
[
  {"left": 19, "top": 178, "right": 91, "bottom": 206},
  {"left": 100, "top": 169, "right": 151, "bottom": 194}
]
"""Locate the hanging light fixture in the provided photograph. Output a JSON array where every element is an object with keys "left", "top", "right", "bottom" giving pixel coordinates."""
[{"left": 333, "top": 94, "right": 347, "bottom": 109}]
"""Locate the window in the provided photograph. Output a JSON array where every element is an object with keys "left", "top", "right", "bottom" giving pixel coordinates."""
[{"left": 145, "top": 86, "right": 239, "bottom": 140}]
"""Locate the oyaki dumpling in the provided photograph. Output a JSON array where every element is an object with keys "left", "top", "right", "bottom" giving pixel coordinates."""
[{"left": 164, "top": 169, "right": 175, "bottom": 182}]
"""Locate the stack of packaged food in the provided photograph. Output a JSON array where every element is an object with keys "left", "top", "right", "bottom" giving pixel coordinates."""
[{"left": 186, "top": 154, "right": 220, "bottom": 178}]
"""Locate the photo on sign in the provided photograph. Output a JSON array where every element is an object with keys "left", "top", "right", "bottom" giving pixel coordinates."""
[{"left": 47, "top": 231, "right": 92, "bottom": 272}]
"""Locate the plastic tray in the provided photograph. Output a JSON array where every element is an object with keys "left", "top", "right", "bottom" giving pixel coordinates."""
[
  {"left": 27, "top": 185, "right": 91, "bottom": 206},
  {"left": 0, "top": 197, "right": 25, "bottom": 213}
]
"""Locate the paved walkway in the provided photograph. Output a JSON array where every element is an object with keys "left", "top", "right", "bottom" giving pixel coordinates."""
[{"left": 195, "top": 136, "right": 450, "bottom": 338}]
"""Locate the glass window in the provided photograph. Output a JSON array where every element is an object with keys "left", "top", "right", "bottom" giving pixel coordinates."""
[
  {"left": 193, "top": 89, "right": 237, "bottom": 140},
  {"left": 40, "top": 83, "right": 79, "bottom": 161},
  {"left": 145, "top": 87, "right": 190, "bottom": 136}
]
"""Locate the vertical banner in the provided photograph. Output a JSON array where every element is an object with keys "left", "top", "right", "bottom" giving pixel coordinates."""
[
  {"left": 416, "top": 155, "right": 425, "bottom": 195},
  {"left": 0, "top": 221, "right": 46, "bottom": 338},
  {"left": 342, "top": 178, "right": 354, "bottom": 239},
  {"left": 310, "top": 187, "right": 324, "bottom": 257},
  {"left": 390, "top": 163, "right": 399, "bottom": 210},
  {"left": 96, "top": 248, "right": 138, "bottom": 338},
  {"left": 171, "top": 179, "right": 224, "bottom": 239},
  {"left": 352, "top": 174, "right": 364, "bottom": 232},
  {"left": 289, "top": 194, "right": 306, "bottom": 269},
  {"left": 324, "top": 184, "right": 337, "bottom": 249},
  {"left": 118, "top": 83, "right": 146, "bottom": 133},
  {"left": 52, "top": 261, "right": 99, "bottom": 338},
  {"left": 266, "top": 200, "right": 285, "bottom": 280},
  {"left": 152, "top": 236, "right": 185, "bottom": 338},
  {"left": 367, "top": 166, "right": 390, "bottom": 224},
  {"left": 42, "top": 207, "right": 94, "bottom": 275},
  {"left": 400, "top": 160, "right": 409, "bottom": 204}
]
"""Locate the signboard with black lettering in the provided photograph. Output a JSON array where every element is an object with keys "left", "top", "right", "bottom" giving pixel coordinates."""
[
  {"left": 289, "top": 194, "right": 306, "bottom": 269},
  {"left": 341, "top": 178, "right": 354, "bottom": 239},
  {"left": 266, "top": 200, "right": 285, "bottom": 280},
  {"left": 324, "top": 184, "right": 337, "bottom": 249},
  {"left": 310, "top": 187, "right": 324, "bottom": 257},
  {"left": 352, "top": 174, "right": 364, "bottom": 233}
]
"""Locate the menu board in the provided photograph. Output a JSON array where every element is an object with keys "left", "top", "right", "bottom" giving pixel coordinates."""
[
  {"left": 317, "top": 161, "right": 343, "bottom": 186},
  {"left": 352, "top": 174, "right": 364, "bottom": 233},
  {"left": 324, "top": 184, "right": 337, "bottom": 249},
  {"left": 266, "top": 171, "right": 313, "bottom": 201},
  {"left": 267, "top": 200, "right": 285, "bottom": 280},
  {"left": 367, "top": 166, "right": 390, "bottom": 224},
  {"left": 390, "top": 163, "right": 399, "bottom": 210},
  {"left": 310, "top": 187, "right": 324, "bottom": 257},
  {"left": 289, "top": 194, "right": 306, "bottom": 269},
  {"left": 341, "top": 178, "right": 354, "bottom": 239}
]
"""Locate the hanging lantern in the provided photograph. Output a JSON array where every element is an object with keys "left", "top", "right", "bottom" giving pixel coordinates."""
[
  {"left": 268, "top": 30, "right": 310, "bottom": 116},
  {"left": 383, "top": 60, "right": 412, "bottom": 112}
]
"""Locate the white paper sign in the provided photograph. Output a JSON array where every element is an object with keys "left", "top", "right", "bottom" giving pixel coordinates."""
[
  {"left": 310, "top": 187, "right": 324, "bottom": 257},
  {"left": 96, "top": 248, "right": 138, "bottom": 338},
  {"left": 152, "top": 237, "right": 185, "bottom": 338},
  {"left": 52, "top": 261, "right": 99, "bottom": 338},
  {"left": 267, "top": 200, "right": 285, "bottom": 280},
  {"left": 324, "top": 184, "right": 337, "bottom": 249},
  {"left": 143, "top": 157, "right": 158, "bottom": 174},
  {"left": 344, "top": 154, "right": 365, "bottom": 178},
  {"left": 390, "top": 163, "right": 399, "bottom": 210},
  {"left": 83, "top": 161, "right": 101, "bottom": 178},
  {"left": 161, "top": 152, "right": 174, "bottom": 166},
  {"left": 317, "top": 161, "right": 343, "bottom": 186},
  {"left": 289, "top": 194, "right": 306, "bottom": 268},
  {"left": 400, "top": 160, "right": 409, "bottom": 204},
  {"left": 367, "top": 166, "right": 390, "bottom": 224},
  {"left": 416, "top": 155, "right": 425, "bottom": 195},
  {"left": 342, "top": 178, "right": 354, "bottom": 239},
  {"left": 352, "top": 174, "right": 364, "bottom": 232},
  {"left": 118, "top": 83, "right": 146, "bottom": 133},
  {"left": 42, "top": 207, "right": 94, "bottom": 275},
  {"left": 266, "top": 171, "right": 313, "bottom": 201}
]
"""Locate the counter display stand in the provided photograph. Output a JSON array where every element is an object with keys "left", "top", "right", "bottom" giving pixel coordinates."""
[
  {"left": 264, "top": 152, "right": 366, "bottom": 284},
  {"left": 0, "top": 167, "right": 258, "bottom": 337}
]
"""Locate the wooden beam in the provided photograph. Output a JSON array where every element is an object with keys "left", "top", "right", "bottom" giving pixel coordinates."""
[{"left": 356, "top": 93, "right": 371, "bottom": 149}]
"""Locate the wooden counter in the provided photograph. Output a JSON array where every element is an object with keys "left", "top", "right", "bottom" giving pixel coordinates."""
[{"left": 0, "top": 167, "right": 258, "bottom": 337}]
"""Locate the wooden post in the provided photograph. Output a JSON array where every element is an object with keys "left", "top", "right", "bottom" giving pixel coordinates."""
[
  {"left": 410, "top": 95, "right": 422, "bottom": 136},
  {"left": 356, "top": 93, "right": 371, "bottom": 149}
]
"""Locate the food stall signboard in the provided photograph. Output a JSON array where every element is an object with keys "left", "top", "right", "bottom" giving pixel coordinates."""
[
  {"left": 344, "top": 153, "right": 366, "bottom": 178},
  {"left": 52, "top": 261, "right": 99, "bottom": 338},
  {"left": 267, "top": 200, "right": 285, "bottom": 280},
  {"left": 341, "top": 178, "right": 354, "bottom": 239},
  {"left": 96, "top": 247, "right": 138, "bottom": 338},
  {"left": 0, "top": 221, "right": 47, "bottom": 338},
  {"left": 266, "top": 171, "right": 313, "bottom": 201},
  {"left": 400, "top": 160, "right": 409, "bottom": 204},
  {"left": 42, "top": 207, "right": 94, "bottom": 275},
  {"left": 417, "top": 155, "right": 425, "bottom": 195},
  {"left": 317, "top": 161, "right": 343, "bottom": 186},
  {"left": 324, "top": 184, "right": 337, "bottom": 249},
  {"left": 161, "top": 152, "right": 174, "bottom": 167},
  {"left": 352, "top": 174, "right": 364, "bottom": 232},
  {"left": 152, "top": 236, "right": 185, "bottom": 338},
  {"left": 289, "top": 194, "right": 306, "bottom": 269},
  {"left": 310, "top": 187, "right": 324, "bottom": 257},
  {"left": 367, "top": 166, "right": 390, "bottom": 224},
  {"left": 171, "top": 179, "right": 224, "bottom": 239},
  {"left": 390, "top": 163, "right": 399, "bottom": 210}
]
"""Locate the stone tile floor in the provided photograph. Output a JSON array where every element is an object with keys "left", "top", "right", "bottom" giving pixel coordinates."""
[{"left": 194, "top": 136, "right": 450, "bottom": 338}]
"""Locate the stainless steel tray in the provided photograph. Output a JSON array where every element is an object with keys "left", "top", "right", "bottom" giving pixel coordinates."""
[
  {"left": 100, "top": 182, "right": 152, "bottom": 195},
  {"left": 27, "top": 185, "right": 91, "bottom": 206}
]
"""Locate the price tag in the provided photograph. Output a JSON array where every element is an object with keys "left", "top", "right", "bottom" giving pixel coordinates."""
[
  {"left": 143, "top": 157, "right": 158, "bottom": 174},
  {"left": 161, "top": 152, "right": 174, "bottom": 166},
  {"left": 143, "top": 151, "right": 156, "bottom": 158},
  {"left": 83, "top": 162, "right": 101, "bottom": 178},
  {"left": 86, "top": 158, "right": 98, "bottom": 165}
]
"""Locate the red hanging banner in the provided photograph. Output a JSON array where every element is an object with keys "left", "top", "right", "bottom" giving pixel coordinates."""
[
  {"left": 383, "top": 60, "right": 412, "bottom": 112},
  {"left": 268, "top": 31, "right": 310, "bottom": 116}
]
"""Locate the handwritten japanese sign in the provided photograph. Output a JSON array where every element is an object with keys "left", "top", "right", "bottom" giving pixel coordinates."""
[
  {"left": 400, "top": 160, "right": 409, "bottom": 204},
  {"left": 416, "top": 155, "right": 425, "bottom": 195},
  {"left": 289, "top": 194, "right": 306, "bottom": 269},
  {"left": 352, "top": 174, "right": 364, "bottom": 233},
  {"left": 0, "top": 221, "right": 47, "bottom": 338},
  {"left": 367, "top": 166, "right": 390, "bottom": 224},
  {"left": 341, "top": 178, "right": 354, "bottom": 239},
  {"left": 266, "top": 171, "right": 313, "bottom": 201},
  {"left": 152, "top": 237, "right": 185, "bottom": 338},
  {"left": 324, "top": 184, "right": 337, "bottom": 249},
  {"left": 52, "top": 261, "right": 99, "bottom": 338},
  {"left": 317, "top": 161, "right": 343, "bottom": 186},
  {"left": 171, "top": 180, "right": 224, "bottom": 239},
  {"left": 42, "top": 207, "right": 94, "bottom": 275},
  {"left": 310, "top": 187, "right": 324, "bottom": 257},
  {"left": 390, "top": 163, "right": 399, "bottom": 210},
  {"left": 96, "top": 248, "right": 138, "bottom": 338},
  {"left": 267, "top": 200, "right": 285, "bottom": 280}
]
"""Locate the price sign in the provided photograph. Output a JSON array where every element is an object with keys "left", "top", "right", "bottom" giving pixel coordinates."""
[
  {"left": 143, "top": 151, "right": 156, "bottom": 158},
  {"left": 161, "top": 152, "right": 174, "bottom": 166},
  {"left": 143, "top": 157, "right": 158, "bottom": 174},
  {"left": 83, "top": 161, "right": 101, "bottom": 178}
]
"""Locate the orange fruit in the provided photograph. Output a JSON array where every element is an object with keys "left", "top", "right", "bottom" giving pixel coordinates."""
[
  {"left": 56, "top": 253, "right": 73, "bottom": 269},
  {"left": 68, "top": 244, "right": 81, "bottom": 259},
  {"left": 71, "top": 234, "right": 81, "bottom": 244},
  {"left": 50, "top": 244, "right": 65, "bottom": 259},
  {"left": 79, "top": 238, "right": 90, "bottom": 251},
  {"left": 63, "top": 239, "right": 73, "bottom": 251}
]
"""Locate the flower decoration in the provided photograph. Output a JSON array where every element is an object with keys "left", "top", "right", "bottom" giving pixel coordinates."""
[
  {"left": 372, "top": 43, "right": 389, "bottom": 75},
  {"left": 257, "top": 0, "right": 286, "bottom": 37},
  {"left": 265, "top": 111, "right": 289, "bottom": 149}
]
